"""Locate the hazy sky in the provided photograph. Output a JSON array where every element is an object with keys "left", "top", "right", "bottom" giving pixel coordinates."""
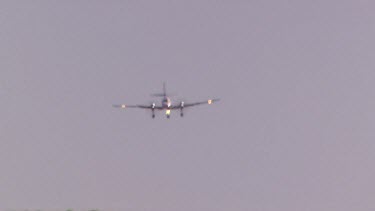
[{"left": 1, "top": 1, "right": 375, "bottom": 210}]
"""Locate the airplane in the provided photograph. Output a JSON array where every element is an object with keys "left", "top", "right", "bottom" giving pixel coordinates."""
[{"left": 113, "top": 83, "right": 220, "bottom": 118}]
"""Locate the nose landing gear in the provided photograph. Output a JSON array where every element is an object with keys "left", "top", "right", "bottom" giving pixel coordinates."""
[{"left": 165, "top": 109, "right": 171, "bottom": 119}]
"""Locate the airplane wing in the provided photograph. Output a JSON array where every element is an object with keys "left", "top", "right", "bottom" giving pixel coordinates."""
[
  {"left": 112, "top": 104, "right": 163, "bottom": 110},
  {"left": 170, "top": 98, "right": 220, "bottom": 109}
]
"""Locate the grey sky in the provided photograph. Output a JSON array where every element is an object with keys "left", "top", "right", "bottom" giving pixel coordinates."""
[{"left": 1, "top": 1, "right": 375, "bottom": 210}]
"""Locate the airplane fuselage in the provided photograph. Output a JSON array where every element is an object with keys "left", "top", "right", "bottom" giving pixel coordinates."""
[
  {"left": 161, "top": 97, "right": 172, "bottom": 118},
  {"left": 161, "top": 97, "right": 172, "bottom": 109}
]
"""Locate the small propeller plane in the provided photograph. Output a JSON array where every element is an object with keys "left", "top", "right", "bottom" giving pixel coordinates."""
[{"left": 113, "top": 83, "right": 220, "bottom": 118}]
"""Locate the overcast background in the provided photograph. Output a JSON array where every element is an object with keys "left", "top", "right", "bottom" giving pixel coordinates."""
[{"left": 1, "top": 1, "right": 375, "bottom": 210}]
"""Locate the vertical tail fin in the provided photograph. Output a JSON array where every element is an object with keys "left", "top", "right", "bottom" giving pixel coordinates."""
[
  {"left": 150, "top": 82, "right": 168, "bottom": 97},
  {"left": 163, "top": 82, "right": 167, "bottom": 97}
]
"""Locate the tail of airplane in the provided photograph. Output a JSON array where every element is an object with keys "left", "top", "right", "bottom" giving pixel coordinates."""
[
  {"left": 163, "top": 82, "right": 166, "bottom": 97},
  {"left": 151, "top": 82, "right": 168, "bottom": 97}
]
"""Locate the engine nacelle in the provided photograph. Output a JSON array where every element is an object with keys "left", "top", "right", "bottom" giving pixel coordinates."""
[
  {"left": 180, "top": 101, "right": 184, "bottom": 117},
  {"left": 151, "top": 102, "right": 156, "bottom": 118}
]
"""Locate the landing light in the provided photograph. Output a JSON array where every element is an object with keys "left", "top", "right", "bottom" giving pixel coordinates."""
[
  {"left": 208, "top": 99, "right": 212, "bottom": 104},
  {"left": 121, "top": 104, "right": 126, "bottom": 108},
  {"left": 166, "top": 109, "right": 171, "bottom": 115}
]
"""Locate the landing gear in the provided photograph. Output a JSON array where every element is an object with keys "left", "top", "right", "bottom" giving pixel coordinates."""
[
  {"left": 166, "top": 109, "right": 171, "bottom": 119},
  {"left": 151, "top": 108, "right": 155, "bottom": 119},
  {"left": 180, "top": 108, "right": 184, "bottom": 117}
]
